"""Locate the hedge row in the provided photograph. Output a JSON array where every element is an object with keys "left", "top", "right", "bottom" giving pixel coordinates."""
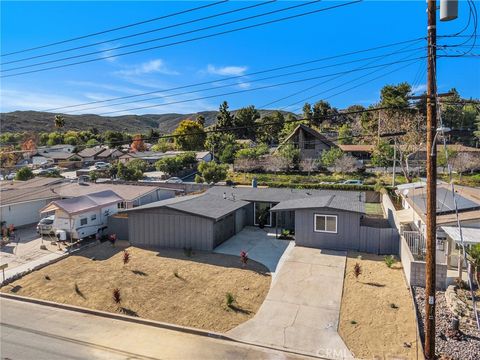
[{"left": 255, "top": 181, "right": 376, "bottom": 191}]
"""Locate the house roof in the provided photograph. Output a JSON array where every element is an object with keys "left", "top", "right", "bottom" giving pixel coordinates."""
[
  {"left": 41, "top": 190, "right": 123, "bottom": 215},
  {"left": 441, "top": 226, "right": 480, "bottom": 244},
  {"left": 123, "top": 193, "right": 249, "bottom": 220},
  {"left": 77, "top": 147, "right": 106, "bottom": 158},
  {"left": 40, "top": 151, "right": 75, "bottom": 160},
  {"left": 278, "top": 124, "right": 336, "bottom": 149},
  {"left": 206, "top": 186, "right": 363, "bottom": 203},
  {"left": 97, "top": 148, "right": 123, "bottom": 158},
  {"left": 270, "top": 195, "right": 365, "bottom": 213},
  {"left": 1, "top": 178, "right": 65, "bottom": 205},
  {"left": 338, "top": 144, "right": 374, "bottom": 153}
]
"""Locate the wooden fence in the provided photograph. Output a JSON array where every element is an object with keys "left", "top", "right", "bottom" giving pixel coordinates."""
[{"left": 358, "top": 226, "right": 399, "bottom": 255}]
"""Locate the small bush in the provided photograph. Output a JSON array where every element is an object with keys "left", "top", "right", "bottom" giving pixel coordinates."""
[
  {"left": 44, "top": 275, "right": 51, "bottom": 281},
  {"left": 173, "top": 270, "right": 180, "bottom": 278},
  {"left": 240, "top": 251, "right": 248, "bottom": 267},
  {"left": 109, "top": 234, "right": 117, "bottom": 246},
  {"left": 113, "top": 288, "right": 121, "bottom": 305},
  {"left": 390, "top": 303, "right": 398, "bottom": 309},
  {"left": 123, "top": 250, "right": 130, "bottom": 265},
  {"left": 350, "top": 320, "right": 357, "bottom": 325},
  {"left": 226, "top": 292, "right": 236, "bottom": 308},
  {"left": 384, "top": 255, "right": 396, "bottom": 268},
  {"left": 353, "top": 263, "right": 362, "bottom": 279}
]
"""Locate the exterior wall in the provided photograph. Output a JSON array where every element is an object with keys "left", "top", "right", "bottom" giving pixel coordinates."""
[
  {"left": 107, "top": 215, "right": 129, "bottom": 240},
  {"left": 400, "top": 236, "right": 447, "bottom": 290},
  {"left": 295, "top": 208, "right": 362, "bottom": 250},
  {"left": 128, "top": 208, "right": 214, "bottom": 251},
  {"left": 132, "top": 189, "right": 175, "bottom": 207},
  {"left": 382, "top": 193, "right": 401, "bottom": 229},
  {"left": 296, "top": 128, "right": 331, "bottom": 160},
  {"left": 0, "top": 199, "right": 55, "bottom": 227},
  {"left": 213, "top": 213, "right": 235, "bottom": 247}
]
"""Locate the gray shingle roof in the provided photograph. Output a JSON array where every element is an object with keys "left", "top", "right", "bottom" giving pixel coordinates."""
[
  {"left": 270, "top": 195, "right": 365, "bottom": 213},
  {"left": 206, "top": 186, "right": 363, "bottom": 203},
  {"left": 123, "top": 193, "right": 249, "bottom": 220}
]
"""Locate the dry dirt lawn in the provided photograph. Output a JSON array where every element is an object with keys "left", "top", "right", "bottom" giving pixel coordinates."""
[
  {"left": 1, "top": 242, "right": 271, "bottom": 332},
  {"left": 339, "top": 252, "right": 419, "bottom": 359}
]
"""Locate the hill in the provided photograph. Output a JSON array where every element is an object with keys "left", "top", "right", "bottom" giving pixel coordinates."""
[{"left": 0, "top": 110, "right": 298, "bottom": 134}]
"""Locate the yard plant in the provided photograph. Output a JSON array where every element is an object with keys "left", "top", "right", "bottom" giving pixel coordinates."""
[
  {"left": 113, "top": 288, "right": 121, "bottom": 306},
  {"left": 384, "top": 255, "right": 396, "bottom": 268},
  {"left": 240, "top": 251, "right": 249, "bottom": 268},
  {"left": 225, "top": 292, "right": 236, "bottom": 308},
  {"left": 123, "top": 250, "right": 130, "bottom": 265},
  {"left": 353, "top": 263, "right": 362, "bottom": 280}
]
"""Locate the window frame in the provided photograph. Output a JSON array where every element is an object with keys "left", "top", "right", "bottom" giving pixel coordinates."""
[
  {"left": 314, "top": 214, "right": 338, "bottom": 234},
  {"left": 253, "top": 202, "right": 273, "bottom": 227},
  {"left": 80, "top": 218, "right": 88, "bottom": 226},
  {"left": 90, "top": 214, "right": 97, "bottom": 221}
]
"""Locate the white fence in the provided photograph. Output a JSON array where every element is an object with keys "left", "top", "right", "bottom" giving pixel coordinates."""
[{"left": 403, "top": 230, "right": 426, "bottom": 259}]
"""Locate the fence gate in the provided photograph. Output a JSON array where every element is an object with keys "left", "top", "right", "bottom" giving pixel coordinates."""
[{"left": 359, "top": 226, "right": 399, "bottom": 255}]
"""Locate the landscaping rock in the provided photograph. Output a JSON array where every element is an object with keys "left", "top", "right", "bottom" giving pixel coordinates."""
[{"left": 412, "top": 286, "right": 480, "bottom": 360}]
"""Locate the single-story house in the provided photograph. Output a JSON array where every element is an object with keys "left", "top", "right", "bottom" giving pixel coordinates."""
[
  {"left": 0, "top": 178, "right": 176, "bottom": 227},
  {"left": 37, "top": 144, "right": 76, "bottom": 154},
  {"left": 276, "top": 124, "right": 336, "bottom": 160},
  {"left": 338, "top": 144, "right": 374, "bottom": 161},
  {"left": 119, "top": 151, "right": 213, "bottom": 165},
  {"left": 77, "top": 147, "right": 107, "bottom": 162},
  {"left": 111, "top": 186, "right": 395, "bottom": 253},
  {"left": 96, "top": 148, "right": 124, "bottom": 161},
  {"left": 38, "top": 151, "right": 78, "bottom": 164},
  {"left": 41, "top": 190, "right": 123, "bottom": 241}
]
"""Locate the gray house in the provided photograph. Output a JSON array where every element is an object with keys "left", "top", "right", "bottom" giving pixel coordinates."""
[{"left": 120, "top": 193, "right": 249, "bottom": 250}]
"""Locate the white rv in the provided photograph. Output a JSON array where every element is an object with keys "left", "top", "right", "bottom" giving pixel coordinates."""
[{"left": 40, "top": 190, "right": 122, "bottom": 241}]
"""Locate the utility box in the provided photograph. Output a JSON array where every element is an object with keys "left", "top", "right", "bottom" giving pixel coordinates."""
[{"left": 440, "top": 0, "right": 458, "bottom": 22}]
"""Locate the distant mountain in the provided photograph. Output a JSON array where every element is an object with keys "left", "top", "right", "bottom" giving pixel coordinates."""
[{"left": 0, "top": 110, "right": 298, "bottom": 134}]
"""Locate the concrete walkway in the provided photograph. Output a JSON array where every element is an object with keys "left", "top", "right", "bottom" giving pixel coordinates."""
[
  {"left": 228, "top": 246, "right": 353, "bottom": 359},
  {"left": 214, "top": 227, "right": 292, "bottom": 273}
]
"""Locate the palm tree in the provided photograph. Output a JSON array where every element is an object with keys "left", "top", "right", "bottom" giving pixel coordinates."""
[{"left": 54, "top": 115, "right": 66, "bottom": 129}]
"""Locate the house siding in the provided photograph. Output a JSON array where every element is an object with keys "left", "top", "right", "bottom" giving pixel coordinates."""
[
  {"left": 128, "top": 207, "right": 214, "bottom": 250},
  {"left": 0, "top": 199, "right": 56, "bottom": 227},
  {"left": 294, "top": 208, "right": 362, "bottom": 250}
]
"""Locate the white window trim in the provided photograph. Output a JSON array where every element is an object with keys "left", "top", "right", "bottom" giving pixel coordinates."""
[
  {"left": 253, "top": 202, "right": 273, "bottom": 227},
  {"left": 314, "top": 214, "right": 338, "bottom": 234}
]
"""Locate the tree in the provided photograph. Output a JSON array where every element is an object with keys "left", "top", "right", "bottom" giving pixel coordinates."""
[
  {"left": 54, "top": 115, "right": 66, "bottom": 129},
  {"left": 279, "top": 114, "right": 307, "bottom": 141},
  {"left": 321, "top": 147, "right": 343, "bottom": 167},
  {"left": 151, "top": 138, "right": 175, "bottom": 152},
  {"left": 233, "top": 105, "right": 260, "bottom": 140},
  {"left": 196, "top": 161, "right": 228, "bottom": 184},
  {"left": 86, "top": 138, "right": 100, "bottom": 147},
  {"left": 173, "top": 120, "right": 206, "bottom": 151},
  {"left": 104, "top": 131, "right": 125, "bottom": 148},
  {"left": 255, "top": 111, "right": 285, "bottom": 145},
  {"left": 21, "top": 136, "right": 37, "bottom": 157},
  {"left": 196, "top": 114, "right": 206, "bottom": 127},
  {"left": 278, "top": 144, "right": 300, "bottom": 171},
  {"left": 130, "top": 134, "right": 147, "bottom": 152},
  {"left": 216, "top": 101, "right": 235, "bottom": 129},
  {"left": 312, "top": 100, "right": 332, "bottom": 127},
  {"left": 155, "top": 152, "right": 196, "bottom": 176},
  {"left": 235, "top": 143, "right": 269, "bottom": 160},
  {"left": 333, "top": 155, "right": 358, "bottom": 174},
  {"left": 116, "top": 161, "right": 144, "bottom": 181},
  {"left": 47, "top": 132, "right": 64, "bottom": 146},
  {"left": 15, "top": 167, "right": 34, "bottom": 181},
  {"left": 337, "top": 124, "right": 353, "bottom": 145},
  {"left": 437, "top": 148, "right": 457, "bottom": 169},
  {"left": 452, "top": 153, "right": 480, "bottom": 178},
  {"left": 371, "top": 141, "right": 394, "bottom": 168},
  {"left": 300, "top": 158, "right": 319, "bottom": 176}
]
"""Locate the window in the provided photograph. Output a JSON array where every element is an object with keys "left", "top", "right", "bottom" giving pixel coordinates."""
[
  {"left": 80, "top": 218, "right": 87, "bottom": 226},
  {"left": 254, "top": 202, "right": 272, "bottom": 227},
  {"left": 91, "top": 214, "right": 97, "bottom": 221},
  {"left": 314, "top": 214, "right": 337, "bottom": 233}
]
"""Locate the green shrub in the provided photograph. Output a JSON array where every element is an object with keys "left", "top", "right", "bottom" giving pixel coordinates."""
[
  {"left": 225, "top": 292, "right": 236, "bottom": 308},
  {"left": 384, "top": 255, "right": 396, "bottom": 268},
  {"left": 15, "top": 167, "right": 34, "bottom": 181}
]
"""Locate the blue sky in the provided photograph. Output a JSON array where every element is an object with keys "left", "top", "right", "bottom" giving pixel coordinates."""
[{"left": 1, "top": 1, "right": 479, "bottom": 115}]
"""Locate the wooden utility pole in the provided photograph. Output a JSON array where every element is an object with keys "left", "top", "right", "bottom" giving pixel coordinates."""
[{"left": 425, "top": 0, "right": 437, "bottom": 358}]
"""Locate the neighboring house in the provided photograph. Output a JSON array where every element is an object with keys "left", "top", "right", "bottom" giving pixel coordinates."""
[
  {"left": 41, "top": 190, "right": 122, "bottom": 241},
  {"left": 119, "top": 151, "right": 213, "bottom": 165},
  {"left": 77, "top": 147, "right": 107, "bottom": 162},
  {"left": 40, "top": 151, "right": 78, "bottom": 164},
  {"left": 338, "top": 144, "right": 374, "bottom": 161},
  {"left": 96, "top": 148, "right": 124, "bottom": 161},
  {"left": 276, "top": 124, "right": 336, "bottom": 160},
  {"left": 0, "top": 178, "right": 176, "bottom": 227},
  {"left": 113, "top": 186, "right": 396, "bottom": 254},
  {"left": 0, "top": 178, "right": 65, "bottom": 227},
  {"left": 37, "top": 144, "right": 76, "bottom": 154}
]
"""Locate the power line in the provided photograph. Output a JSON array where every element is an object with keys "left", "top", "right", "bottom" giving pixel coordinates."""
[
  {"left": 0, "top": 1, "right": 228, "bottom": 57},
  {"left": 1, "top": 0, "right": 276, "bottom": 66},
  {"left": 1, "top": 1, "right": 362, "bottom": 78},
  {"left": 41, "top": 36, "right": 424, "bottom": 113},
  {"left": 96, "top": 57, "right": 424, "bottom": 116},
  {"left": 65, "top": 47, "right": 425, "bottom": 114}
]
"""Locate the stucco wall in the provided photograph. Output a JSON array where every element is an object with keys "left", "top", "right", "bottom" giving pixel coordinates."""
[{"left": 1, "top": 199, "right": 54, "bottom": 227}]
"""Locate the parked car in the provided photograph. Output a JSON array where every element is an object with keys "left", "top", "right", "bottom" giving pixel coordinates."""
[
  {"left": 5, "top": 173, "right": 16, "bottom": 180},
  {"left": 341, "top": 179, "right": 363, "bottom": 185},
  {"left": 94, "top": 162, "right": 111, "bottom": 170},
  {"left": 36, "top": 215, "right": 55, "bottom": 235},
  {"left": 165, "top": 177, "right": 183, "bottom": 184}
]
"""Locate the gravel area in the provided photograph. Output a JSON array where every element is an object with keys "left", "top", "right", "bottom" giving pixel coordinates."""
[{"left": 412, "top": 286, "right": 480, "bottom": 360}]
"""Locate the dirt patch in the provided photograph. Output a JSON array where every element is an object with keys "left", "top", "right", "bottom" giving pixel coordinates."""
[
  {"left": 339, "top": 252, "right": 419, "bottom": 359},
  {"left": 0, "top": 242, "right": 271, "bottom": 332}
]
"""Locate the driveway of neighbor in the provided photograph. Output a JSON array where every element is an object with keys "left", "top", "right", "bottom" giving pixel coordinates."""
[
  {"left": 214, "top": 226, "right": 292, "bottom": 273},
  {"left": 228, "top": 246, "right": 352, "bottom": 359}
]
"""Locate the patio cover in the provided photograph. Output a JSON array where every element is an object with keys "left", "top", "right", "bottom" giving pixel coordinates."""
[{"left": 441, "top": 226, "right": 480, "bottom": 245}]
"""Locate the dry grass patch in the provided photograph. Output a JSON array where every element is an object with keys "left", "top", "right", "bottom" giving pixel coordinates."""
[
  {"left": 339, "top": 252, "right": 419, "bottom": 359},
  {"left": 1, "top": 242, "right": 271, "bottom": 332}
]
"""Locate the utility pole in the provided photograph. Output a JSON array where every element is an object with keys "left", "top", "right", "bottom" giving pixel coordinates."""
[{"left": 424, "top": 0, "right": 437, "bottom": 358}]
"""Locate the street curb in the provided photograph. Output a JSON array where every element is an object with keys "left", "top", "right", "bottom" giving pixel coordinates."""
[{"left": 0, "top": 293, "right": 323, "bottom": 359}]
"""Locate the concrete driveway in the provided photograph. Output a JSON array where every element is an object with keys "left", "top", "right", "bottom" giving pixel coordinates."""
[
  {"left": 228, "top": 246, "right": 352, "bottom": 359},
  {"left": 214, "top": 227, "right": 292, "bottom": 273}
]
